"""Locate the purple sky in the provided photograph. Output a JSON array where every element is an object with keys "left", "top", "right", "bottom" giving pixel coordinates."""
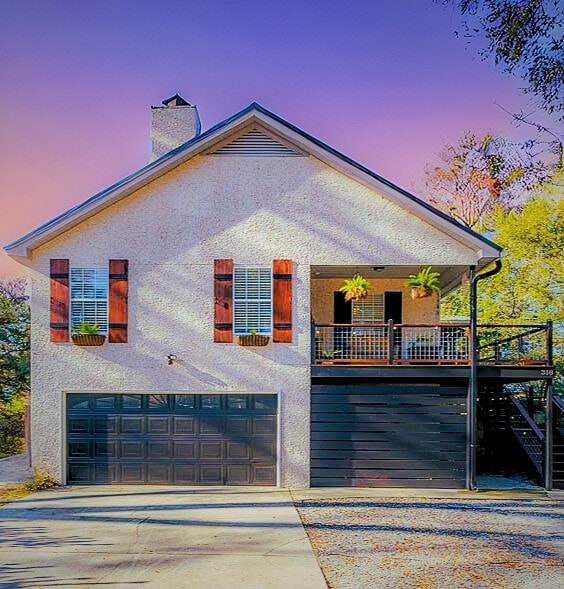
[{"left": 0, "top": 0, "right": 538, "bottom": 277}]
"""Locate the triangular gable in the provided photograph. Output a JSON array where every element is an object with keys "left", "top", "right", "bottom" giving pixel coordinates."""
[{"left": 4, "top": 102, "right": 501, "bottom": 260}]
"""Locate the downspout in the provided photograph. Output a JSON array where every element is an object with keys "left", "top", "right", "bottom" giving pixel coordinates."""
[{"left": 467, "top": 259, "right": 502, "bottom": 490}]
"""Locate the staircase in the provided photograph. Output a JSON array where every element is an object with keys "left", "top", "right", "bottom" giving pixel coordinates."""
[
  {"left": 553, "top": 396, "right": 564, "bottom": 490},
  {"left": 507, "top": 395, "right": 544, "bottom": 479}
]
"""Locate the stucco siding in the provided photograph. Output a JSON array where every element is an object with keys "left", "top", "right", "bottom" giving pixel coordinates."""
[{"left": 29, "top": 153, "right": 481, "bottom": 487}]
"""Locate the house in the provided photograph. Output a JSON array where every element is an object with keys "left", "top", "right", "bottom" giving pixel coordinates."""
[{"left": 5, "top": 96, "right": 558, "bottom": 489}]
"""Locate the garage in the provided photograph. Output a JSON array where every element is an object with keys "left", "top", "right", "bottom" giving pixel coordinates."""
[
  {"left": 311, "top": 384, "right": 467, "bottom": 488},
  {"left": 66, "top": 393, "right": 278, "bottom": 485}
]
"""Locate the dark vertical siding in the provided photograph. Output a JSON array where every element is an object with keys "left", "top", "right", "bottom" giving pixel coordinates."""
[{"left": 311, "top": 384, "right": 467, "bottom": 488}]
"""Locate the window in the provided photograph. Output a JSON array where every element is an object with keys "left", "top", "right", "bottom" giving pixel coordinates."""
[
  {"left": 233, "top": 266, "right": 272, "bottom": 335},
  {"left": 70, "top": 268, "right": 108, "bottom": 334},
  {"left": 352, "top": 293, "right": 384, "bottom": 324}
]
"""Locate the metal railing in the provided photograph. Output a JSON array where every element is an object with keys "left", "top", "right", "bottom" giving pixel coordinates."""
[
  {"left": 312, "top": 320, "right": 553, "bottom": 366},
  {"left": 476, "top": 323, "right": 552, "bottom": 366},
  {"left": 312, "top": 320, "right": 470, "bottom": 365},
  {"left": 508, "top": 395, "right": 544, "bottom": 477}
]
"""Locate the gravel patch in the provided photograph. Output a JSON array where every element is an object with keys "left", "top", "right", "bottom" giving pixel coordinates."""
[{"left": 295, "top": 497, "right": 564, "bottom": 589}]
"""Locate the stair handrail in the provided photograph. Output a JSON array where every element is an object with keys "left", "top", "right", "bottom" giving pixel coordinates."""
[{"left": 510, "top": 396, "right": 545, "bottom": 441}]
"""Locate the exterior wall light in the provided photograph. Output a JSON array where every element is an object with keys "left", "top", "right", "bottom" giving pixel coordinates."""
[{"left": 167, "top": 354, "right": 177, "bottom": 365}]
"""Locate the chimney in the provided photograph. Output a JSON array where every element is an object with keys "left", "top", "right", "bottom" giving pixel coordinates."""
[{"left": 150, "top": 94, "right": 201, "bottom": 160}]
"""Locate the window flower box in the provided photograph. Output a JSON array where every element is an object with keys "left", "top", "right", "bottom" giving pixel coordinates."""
[
  {"left": 71, "top": 334, "right": 106, "bottom": 346},
  {"left": 236, "top": 334, "right": 270, "bottom": 347}
]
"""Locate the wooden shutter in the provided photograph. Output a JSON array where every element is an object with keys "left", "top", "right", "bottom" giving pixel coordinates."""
[
  {"left": 214, "top": 259, "right": 233, "bottom": 342},
  {"left": 108, "top": 260, "right": 128, "bottom": 343},
  {"left": 273, "top": 259, "right": 292, "bottom": 343},
  {"left": 50, "top": 259, "right": 70, "bottom": 342}
]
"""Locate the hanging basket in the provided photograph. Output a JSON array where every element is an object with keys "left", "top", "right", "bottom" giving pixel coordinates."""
[
  {"left": 71, "top": 334, "right": 106, "bottom": 346},
  {"left": 236, "top": 334, "right": 270, "bottom": 347},
  {"left": 410, "top": 286, "right": 432, "bottom": 300}
]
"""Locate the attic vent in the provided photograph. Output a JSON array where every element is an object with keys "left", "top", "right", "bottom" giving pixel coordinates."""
[{"left": 210, "top": 128, "right": 303, "bottom": 156}]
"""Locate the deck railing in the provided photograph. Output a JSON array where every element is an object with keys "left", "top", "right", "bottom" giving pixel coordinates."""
[
  {"left": 312, "top": 320, "right": 552, "bottom": 366},
  {"left": 313, "top": 321, "right": 470, "bottom": 365},
  {"left": 476, "top": 323, "right": 552, "bottom": 366}
]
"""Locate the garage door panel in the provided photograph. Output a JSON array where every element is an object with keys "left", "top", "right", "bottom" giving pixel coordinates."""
[
  {"left": 147, "top": 463, "right": 170, "bottom": 483},
  {"left": 253, "top": 464, "right": 276, "bottom": 484},
  {"left": 226, "top": 416, "right": 250, "bottom": 434},
  {"left": 199, "top": 417, "right": 222, "bottom": 434},
  {"left": 94, "top": 416, "right": 117, "bottom": 434},
  {"left": 120, "top": 440, "right": 145, "bottom": 459},
  {"left": 200, "top": 464, "right": 222, "bottom": 483},
  {"left": 94, "top": 440, "right": 116, "bottom": 457},
  {"left": 200, "top": 441, "right": 223, "bottom": 459},
  {"left": 174, "top": 464, "right": 196, "bottom": 483},
  {"left": 68, "top": 441, "right": 90, "bottom": 457},
  {"left": 68, "top": 417, "right": 90, "bottom": 434},
  {"left": 147, "top": 440, "right": 170, "bottom": 458},
  {"left": 173, "top": 440, "right": 196, "bottom": 458},
  {"left": 147, "top": 416, "right": 169, "bottom": 434},
  {"left": 120, "top": 464, "right": 145, "bottom": 483},
  {"left": 173, "top": 416, "right": 195, "bottom": 433},
  {"left": 254, "top": 416, "right": 276, "bottom": 434},
  {"left": 67, "top": 393, "right": 277, "bottom": 485},
  {"left": 121, "top": 416, "right": 144, "bottom": 434},
  {"left": 227, "top": 441, "right": 250, "bottom": 459}
]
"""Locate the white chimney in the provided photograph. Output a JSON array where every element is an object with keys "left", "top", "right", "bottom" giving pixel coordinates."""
[{"left": 150, "top": 94, "right": 201, "bottom": 160}]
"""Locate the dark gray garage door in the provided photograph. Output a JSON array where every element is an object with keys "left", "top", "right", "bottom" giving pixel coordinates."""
[
  {"left": 67, "top": 393, "right": 277, "bottom": 485},
  {"left": 311, "top": 384, "right": 467, "bottom": 488}
]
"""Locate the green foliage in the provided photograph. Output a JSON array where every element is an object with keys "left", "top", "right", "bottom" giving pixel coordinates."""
[
  {"left": 72, "top": 321, "right": 101, "bottom": 335},
  {"left": 442, "top": 0, "right": 564, "bottom": 117},
  {"left": 441, "top": 187, "right": 564, "bottom": 392},
  {"left": 338, "top": 274, "right": 371, "bottom": 302},
  {"left": 0, "top": 279, "right": 30, "bottom": 403},
  {"left": 405, "top": 267, "right": 442, "bottom": 293},
  {"left": 0, "top": 393, "right": 25, "bottom": 457},
  {"left": 23, "top": 468, "right": 56, "bottom": 492},
  {"left": 0, "top": 468, "right": 56, "bottom": 507}
]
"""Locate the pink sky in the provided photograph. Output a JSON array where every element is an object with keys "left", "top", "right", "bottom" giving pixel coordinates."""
[{"left": 0, "top": 0, "right": 541, "bottom": 278}]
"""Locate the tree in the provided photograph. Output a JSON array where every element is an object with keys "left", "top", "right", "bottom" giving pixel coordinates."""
[
  {"left": 441, "top": 187, "right": 564, "bottom": 395},
  {"left": 441, "top": 0, "right": 564, "bottom": 117},
  {"left": 421, "top": 131, "right": 554, "bottom": 230},
  {"left": 0, "top": 278, "right": 30, "bottom": 401},
  {"left": 0, "top": 278, "right": 29, "bottom": 456}
]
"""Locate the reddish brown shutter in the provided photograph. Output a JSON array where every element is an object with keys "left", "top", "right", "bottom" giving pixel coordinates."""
[
  {"left": 50, "top": 259, "right": 70, "bottom": 342},
  {"left": 273, "top": 259, "right": 292, "bottom": 343},
  {"left": 214, "top": 259, "right": 233, "bottom": 343},
  {"left": 108, "top": 260, "right": 128, "bottom": 343}
]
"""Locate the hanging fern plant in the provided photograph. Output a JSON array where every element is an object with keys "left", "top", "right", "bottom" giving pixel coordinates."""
[
  {"left": 404, "top": 266, "right": 441, "bottom": 300},
  {"left": 338, "top": 273, "right": 371, "bottom": 302}
]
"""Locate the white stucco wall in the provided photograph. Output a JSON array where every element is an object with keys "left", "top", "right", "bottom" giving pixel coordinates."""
[{"left": 28, "top": 152, "right": 481, "bottom": 487}]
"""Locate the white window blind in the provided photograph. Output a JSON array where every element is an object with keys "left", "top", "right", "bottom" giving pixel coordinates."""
[
  {"left": 70, "top": 268, "right": 108, "bottom": 334},
  {"left": 352, "top": 293, "right": 384, "bottom": 324},
  {"left": 233, "top": 266, "right": 272, "bottom": 335}
]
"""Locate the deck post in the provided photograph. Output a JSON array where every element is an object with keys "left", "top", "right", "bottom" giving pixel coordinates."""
[
  {"left": 545, "top": 382, "right": 554, "bottom": 490},
  {"left": 545, "top": 321, "right": 554, "bottom": 490},
  {"left": 311, "top": 321, "right": 317, "bottom": 365},
  {"left": 387, "top": 319, "right": 394, "bottom": 365}
]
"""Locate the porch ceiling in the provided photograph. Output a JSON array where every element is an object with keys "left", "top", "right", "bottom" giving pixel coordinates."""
[{"left": 310, "top": 265, "right": 469, "bottom": 295}]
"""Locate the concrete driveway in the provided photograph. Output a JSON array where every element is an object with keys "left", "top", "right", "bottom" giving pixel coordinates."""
[{"left": 0, "top": 486, "right": 327, "bottom": 589}]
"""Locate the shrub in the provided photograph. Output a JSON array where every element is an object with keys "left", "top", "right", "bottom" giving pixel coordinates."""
[{"left": 0, "top": 393, "right": 26, "bottom": 457}]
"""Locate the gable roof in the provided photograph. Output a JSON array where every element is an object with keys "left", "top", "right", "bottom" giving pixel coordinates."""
[{"left": 4, "top": 102, "right": 501, "bottom": 260}]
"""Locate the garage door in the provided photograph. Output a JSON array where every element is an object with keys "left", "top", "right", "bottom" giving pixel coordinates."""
[
  {"left": 311, "top": 384, "right": 466, "bottom": 488},
  {"left": 66, "top": 393, "right": 277, "bottom": 485}
]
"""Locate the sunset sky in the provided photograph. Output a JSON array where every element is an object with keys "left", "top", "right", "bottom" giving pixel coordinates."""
[{"left": 0, "top": 0, "right": 542, "bottom": 277}]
